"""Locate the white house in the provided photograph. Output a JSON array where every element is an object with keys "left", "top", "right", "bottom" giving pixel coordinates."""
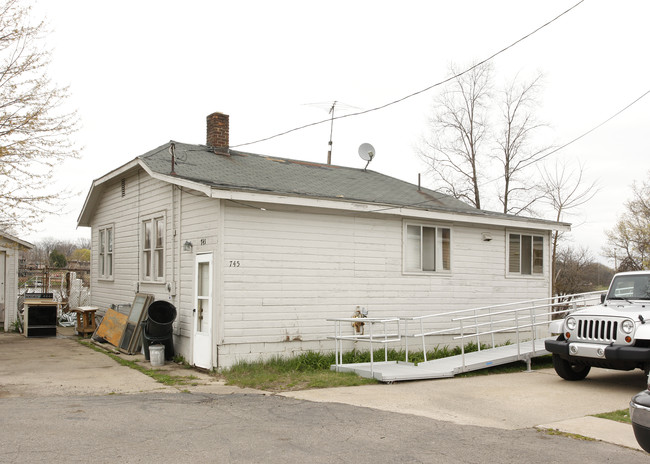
[
  {"left": 1, "top": 232, "right": 33, "bottom": 331},
  {"left": 77, "top": 112, "right": 570, "bottom": 369}
]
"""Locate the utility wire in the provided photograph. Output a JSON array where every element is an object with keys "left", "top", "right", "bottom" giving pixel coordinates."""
[
  {"left": 229, "top": 0, "right": 584, "bottom": 149},
  {"left": 519, "top": 89, "right": 650, "bottom": 170},
  {"left": 475, "top": 88, "right": 650, "bottom": 189},
  {"left": 360, "top": 88, "right": 650, "bottom": 214}
]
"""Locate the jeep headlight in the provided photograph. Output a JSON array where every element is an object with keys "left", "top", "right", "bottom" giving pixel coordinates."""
[
  {"left": 565, "top": 317, "right": 577, "bottom": 331},
  {"left": 622, "top": 319, "right": 635, "bottom": 334}
]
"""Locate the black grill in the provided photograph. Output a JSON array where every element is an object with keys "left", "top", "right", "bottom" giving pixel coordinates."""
[{"left": 577, "top": 319, "right": 618, "bottom": 342}]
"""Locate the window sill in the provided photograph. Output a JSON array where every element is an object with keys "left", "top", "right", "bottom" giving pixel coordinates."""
[
  {"left": 98, "top": 277, "right": 114, "bottom": 282},
  {"left": 139, "top": 280, "right": 167, "bottom": 285},
  {"left": 506, "top": 273, "right": 545, "bottom": 279},
  {"left": 402, "top": 270, "right": 452, "bottom": 276}
]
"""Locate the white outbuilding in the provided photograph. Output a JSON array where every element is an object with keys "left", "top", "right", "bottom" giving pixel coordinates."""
[{"left": 1, "top": 232, "right": 33, "bottom": 331}]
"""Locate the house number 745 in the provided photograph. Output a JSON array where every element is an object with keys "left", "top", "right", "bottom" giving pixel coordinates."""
[{"left": 229, "top": 260, "right": 241, "bottom": 267}]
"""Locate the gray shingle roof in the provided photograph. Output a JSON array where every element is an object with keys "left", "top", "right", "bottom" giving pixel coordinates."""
[
  {"left": 139, "top": 141, "right": 477, "bottom": 214},
  {"left": 134, "top": 141, "right": 567, "bottom": 229}
]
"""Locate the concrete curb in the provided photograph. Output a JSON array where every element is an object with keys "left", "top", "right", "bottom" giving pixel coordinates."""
[{"left": 537, "top": 416, "right": 642, "bottom": 451}]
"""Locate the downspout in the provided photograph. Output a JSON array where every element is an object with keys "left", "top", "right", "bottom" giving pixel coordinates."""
[
  {"left": 546, "top": 230, "right": 555, "bottom": 298},
  {"left": 216, "top": 199, "right": 225, "bottom": 370},
  {"left": 176, "top": 186, "right": 183, "bottom": 336},
  {"left": 136, "top": 170, "right": 141, "bottom": 294},
  {"left": 171, "top": 184, "right": 178, "bottom": 335},
  {"left": 171, "top": 184, "right": 175, "bottom": 289}
]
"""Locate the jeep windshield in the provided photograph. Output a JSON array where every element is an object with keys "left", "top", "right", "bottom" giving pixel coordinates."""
[{"left": 607, "top": 274, "right": 650, "bottom": 300}]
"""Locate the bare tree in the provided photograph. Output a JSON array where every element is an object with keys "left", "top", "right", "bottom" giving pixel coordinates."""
[
  {"left": 540, "top": 161, "right": 598, "bottom": 294},
  {"left": 23, "top": 237, "right": 87, "bottom": 267},
  {"left": 30, "top": 237, "right": 56, "bottom": 263},
  {"left": 419, "top": 62, "right": 492, "bottom": 209},
  {"left": 554, "top": 247, "right": 613, "bottom": 294},
  {"left": 604, "top": 174, "right": 650, "bottom": 270},
  {"left": 554, "top": 246, "right": 596, "bottom": 296},
  {"left": 551, "top": 246, "right": 614, "bottom": 319},
  {"left": 420, "top": 63, "right": 552, "bottom": 215},
  {"left": 75, "top": 236, "right": 91, "bottom": 250},
  {"left": 493, "top": 72, "right": 550, "bottom": 215},
  {"left": 0, "top": 0, "right": 79, "bottom": 230}
]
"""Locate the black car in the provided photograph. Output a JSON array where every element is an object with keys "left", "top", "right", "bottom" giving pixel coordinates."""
[{"left": 630, "top": 375, "right": 650, "bottom": 452}]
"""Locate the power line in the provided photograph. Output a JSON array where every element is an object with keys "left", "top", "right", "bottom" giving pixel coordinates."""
[
  {"left": 477, "top": 88, "right": 650, "bottom": 188},
  {"left": 229, "top": 0, "right": 585, "bottom": 149},
  {"left": 519, "top": 89, "right": 650, "bottom": 170}
]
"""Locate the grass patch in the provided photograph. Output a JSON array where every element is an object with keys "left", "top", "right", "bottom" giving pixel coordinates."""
[
  {"left": 222, "top": 354, "right": 377, "bottom": 392},
  {"left": 9, "top": 319, "right": 22, "bottom": 333},
  {"left": 338, "top": 340, "right": 494, "bottom": 365},
  {"left": 79, "top": 340, "right": 199, "bottom": 387},
  {"left": 592, "top": 409, "right": 631, "bottom": 424},
  {"left": 172, "top": 354, "right": 193, "bottom": 367},
  {"left": 79, "top": 337, "right": 552, "bottom": 392},
  {"left": 542, "top": 428, "right": 596, "bottom": 441},
  {"left": 221, "top": 341, "right": 543, "bottom": 392}
]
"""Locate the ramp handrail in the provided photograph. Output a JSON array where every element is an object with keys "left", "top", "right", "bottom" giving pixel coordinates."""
[
  {"left": 329, "top": 291, "right": 604, "bottom": 374},
  {"left": 450, "top": 292, "right": 602, "bottom": 367},
  {"left": 327, "top": 317, "right": 401, "bottom": 377},
  {"left": 402, "top": 291, "right": 602, "bottom": 363}
]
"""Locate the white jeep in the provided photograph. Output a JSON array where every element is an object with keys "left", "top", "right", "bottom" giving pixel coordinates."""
[{"left": 546, "top": 271, "right": 650, "bottom": 380}]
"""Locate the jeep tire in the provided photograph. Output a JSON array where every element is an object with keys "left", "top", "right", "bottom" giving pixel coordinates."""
[{"left": 552, "top": 354, "right": 591, "bottom": 381}]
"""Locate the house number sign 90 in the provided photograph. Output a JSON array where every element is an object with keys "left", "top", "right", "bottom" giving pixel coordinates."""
[{"left": 229, "top": 260, "right": 241, "bottom": 267}]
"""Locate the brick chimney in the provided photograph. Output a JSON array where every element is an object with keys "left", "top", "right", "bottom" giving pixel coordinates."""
[{"left": 206, "top": 112, "right": 229, "bottom": 153}]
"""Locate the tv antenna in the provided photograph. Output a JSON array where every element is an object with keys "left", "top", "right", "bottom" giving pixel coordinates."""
[
  {"left": 358, "top": 143, "right": 375, "bottom": 171},
  {"left": 303, "top": 100, "right": 362, "bottom": 165},
  {"left": 327, "top": 101, "right": 336, "bottom": 165}
]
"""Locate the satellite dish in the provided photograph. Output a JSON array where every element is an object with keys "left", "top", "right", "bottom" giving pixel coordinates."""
[{"left": 358, "top": 143, "right": 375, "bottom": 162}]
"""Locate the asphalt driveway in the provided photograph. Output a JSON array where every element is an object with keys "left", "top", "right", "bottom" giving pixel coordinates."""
[{"left": 0, "top": 331, "right": 647, "bottom": 451}]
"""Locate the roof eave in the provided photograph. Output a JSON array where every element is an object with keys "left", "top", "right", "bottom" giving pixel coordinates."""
[
  {"left": 140, "top": 163, "right": 212, "bottom": 197},
  {"left": 78, "top": 159, "right": 570, "bottom": 234},
  {"left": 77, "top": 159, "right": 143, "bottom": 227},
  {"left": 78, "top": 159, "right": 217, "bottom": 228},
  {"left": 0, "top": 232, "right": 34, "bottom": 249},
  {"left": 206, "top": 186, "right": 570, "bottom": 232}
]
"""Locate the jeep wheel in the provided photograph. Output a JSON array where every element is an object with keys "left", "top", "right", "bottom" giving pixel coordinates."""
[{"left": 552, "top": 354, "right": 591, "bottom": 381}]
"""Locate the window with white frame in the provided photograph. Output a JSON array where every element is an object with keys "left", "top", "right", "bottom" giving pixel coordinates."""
[
  {"left": 404, "top": 223, "right": 451, "bottom": 273},
  {"left": 98, "top": 225, "right": 113, "bottom": 279},
  {"left": 142, "top": 215, "right": 165, "bottom": 281},
  {"left": 508, "top": 233, "right": 543, "bottom": 275}
]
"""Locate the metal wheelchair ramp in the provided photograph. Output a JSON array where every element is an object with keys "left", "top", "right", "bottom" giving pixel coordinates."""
[
  {"left": 332, "top": 338, "right": 552, "bottom": 382},
  {"left": 328, "top": 291, "right": 604, "bottom": 383}
]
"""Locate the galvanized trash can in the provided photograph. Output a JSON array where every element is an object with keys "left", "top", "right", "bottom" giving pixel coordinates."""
[{"left": 149, "top": 344, "right": 165, "bottom": 367}]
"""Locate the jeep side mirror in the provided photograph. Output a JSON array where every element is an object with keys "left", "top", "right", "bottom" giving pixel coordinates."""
[{"left": 601, "top": 293, "right": 606, "bottom": 304}]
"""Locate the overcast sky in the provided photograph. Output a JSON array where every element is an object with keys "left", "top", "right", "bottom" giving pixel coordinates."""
[{"left": 25, "top": 0, "right": 649, "bottom": 266}]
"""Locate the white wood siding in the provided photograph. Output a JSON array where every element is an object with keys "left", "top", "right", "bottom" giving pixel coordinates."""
[
  {"left": 89, "top": 170, "right": 222, "bottom": 363},
  {"left": 221, "top": 204, "right": 550, "bottom": 349},
  {"left": 90, "top": 171, "right": 175, "bottom": 311},
  {"left": 0, "top": 242, "right": 20, "bottom": 330},
  {"left": 87, "top": 169, "right": 553, "bottom": 368},
  {"left": 177, "top": 188, "right": 220, "bottom": 340}
]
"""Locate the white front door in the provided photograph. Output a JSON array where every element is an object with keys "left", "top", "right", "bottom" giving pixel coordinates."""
[{"left": 192, "top": 253, "right": 213, "bottom": 369}]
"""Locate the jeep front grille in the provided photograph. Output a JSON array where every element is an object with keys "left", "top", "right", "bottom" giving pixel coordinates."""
[{"left": 576, "top": 319, "right": 618, "bottom": 342}]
